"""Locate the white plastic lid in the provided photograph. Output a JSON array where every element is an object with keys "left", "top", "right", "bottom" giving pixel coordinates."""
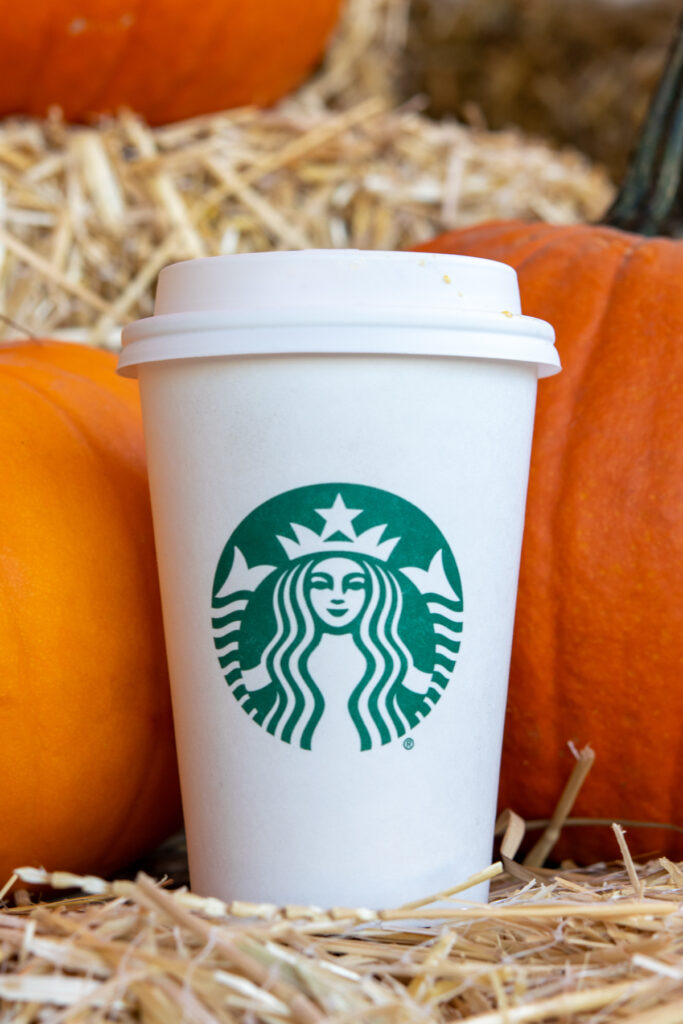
[{"left": 118, "top": 250, "right": 560, "bottom": 377}]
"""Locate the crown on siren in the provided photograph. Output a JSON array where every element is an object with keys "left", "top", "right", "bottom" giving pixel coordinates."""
[{"left": 277, "top": 493, "right": 399, "bottom": 562}]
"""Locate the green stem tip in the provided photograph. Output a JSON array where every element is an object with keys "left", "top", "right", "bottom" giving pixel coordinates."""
[{"left": 605, "top": 15, "right": 683, "bottom": 238}]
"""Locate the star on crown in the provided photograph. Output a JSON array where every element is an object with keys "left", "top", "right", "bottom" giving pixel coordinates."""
[{"left": 277, "top": 493, "right": 400, "bottom": 562}]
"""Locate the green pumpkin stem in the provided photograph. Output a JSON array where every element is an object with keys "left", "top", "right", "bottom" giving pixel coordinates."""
[{"left": 605, "top": 16, "right": 683, "bottom": 237}]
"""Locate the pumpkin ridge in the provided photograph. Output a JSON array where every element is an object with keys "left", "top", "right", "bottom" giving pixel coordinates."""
[
  {"left": 421, "top": 220, "right": 559, "bottom": 266},
  {"left": 550, "top": 235, "right": 644, "bottom": 696},
  {"left": 0, "top": 340, "right": 142, "bottom": 418},
  {"left": 1, "top": 363, "right": 166, "bottom": 702},
  {"left": 505, "top": 223, "right": 596, "bottom": 272},
  {"left": 94, "top": 0, "right": 220, "bottom": 122},
  {"left": 549, "top": 236, "right": 634, "bottom": 695},
  {"left": 512, "top": 230, "right": 632, "bottom": 770},
  {"left": 27, "top": 5, "right": 81, "bottom": 118},
  {"left": 81, "top": 0, "right": 147, "bottom": 116},
  {"left": 154, "top": 7, "right": 278, "bottom": 122},
  {"left": 0, "top": 364, "right": 154, "bottom": 620},
  {"left": 153, "top": 12, "right": 233, "bottom": 123},
  {"left": 505, "top": 224, "right": 602, "bottom": 276},
  {"left": 183, "top": 1, "right": 341, "bottom": 117},
  {"left": 0, "top": 379, "right": 142, "bottom": 713},
  {"left": 0, "top": 361, "right": 144, "bottom": 481},
  {"left": 20, "top": 7, "right": 57, "bottom": 115},
  {"left": 77, "top": 719, "right": 174, "bottom": 875},
  {"left": 501, "top": 228, "right": 657, "bottom": 827},
  {"left": 539, "top": 233, "right": 680, "bottom": 841},
  {"left": 0, "top": 366, "right": 157, "bottom": 644},
  {"left": 28, "top": 3, "right": 145, "bottom": 121},
  {"left": 0, "top": 501, "right": 33, "bottom": 703}
]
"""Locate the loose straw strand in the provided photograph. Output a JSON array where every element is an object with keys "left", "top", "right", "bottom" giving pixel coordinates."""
[
  {"left": 523, "top": 744, "right": 596, "bottom": 867},
  {"left": 613, "top": 823, "right": 646, "bottom": 898}
]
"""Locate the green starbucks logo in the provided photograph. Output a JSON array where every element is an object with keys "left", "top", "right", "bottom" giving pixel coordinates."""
[{"left": 211, "top": 484, "right": 463, "bottom": 752}]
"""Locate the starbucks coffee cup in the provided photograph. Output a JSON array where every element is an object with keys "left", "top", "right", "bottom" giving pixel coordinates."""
[{"left": 119, "top": 250, "right": 560, "bottom": 908}]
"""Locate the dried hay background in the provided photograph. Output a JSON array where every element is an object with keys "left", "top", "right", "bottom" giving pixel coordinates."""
[
  {"left": 1, "top": 855, "right": 682, "bottom": 1023},
  {"left": 404, "top": 0, "right": 682, "bottom": 180},
  {"left": 0, "top": 0, "right": 614, "bottom": 346}
]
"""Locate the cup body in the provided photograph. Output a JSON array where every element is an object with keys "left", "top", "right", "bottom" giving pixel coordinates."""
[{"left": 120, "top": 251, "right": 559, "bottom": 907}]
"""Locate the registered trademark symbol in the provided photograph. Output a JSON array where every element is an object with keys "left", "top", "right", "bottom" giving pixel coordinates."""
[{"left": 403, "top": 737, "right": 415, "bottom": 750}]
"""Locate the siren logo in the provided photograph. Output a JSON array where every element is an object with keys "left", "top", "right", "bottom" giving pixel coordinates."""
[{"left": 211, "top": 484, "right": 463, "bottom": 752}]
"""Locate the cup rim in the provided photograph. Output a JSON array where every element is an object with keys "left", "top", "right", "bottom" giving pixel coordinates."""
[
  {"left": 118, "top": 249, "right": 561, "bottom": 379},
  {"left": 118, "top": 314, "right": 561, "bottom": 379},
  {"left": 122, "top": 306, "right": 554, "bottom": 343}
]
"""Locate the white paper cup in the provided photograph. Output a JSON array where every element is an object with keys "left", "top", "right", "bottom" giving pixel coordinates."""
[{"left": 119, "top": 250, "right": 559, "bottom": 908}]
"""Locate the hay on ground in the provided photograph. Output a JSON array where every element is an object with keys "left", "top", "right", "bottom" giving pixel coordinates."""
[{"left": 0, "top": 854, "right": 681, "bottom": 1023}]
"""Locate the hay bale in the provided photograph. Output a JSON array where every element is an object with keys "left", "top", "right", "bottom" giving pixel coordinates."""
[{"left": 404, "top": 0, "right": 681, "bottom": 180}]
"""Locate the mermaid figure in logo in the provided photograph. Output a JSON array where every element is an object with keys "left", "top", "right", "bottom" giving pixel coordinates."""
[
  {"left": 218, "top": 492, "right": 454, "bottom": 752},
  {"left": 235, "top": 550, "right": 436, "bottom": 751}
]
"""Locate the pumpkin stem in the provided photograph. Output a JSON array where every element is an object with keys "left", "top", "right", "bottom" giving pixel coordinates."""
[{"left": 604, "top": 16, "right": 683, "bottom": 237}]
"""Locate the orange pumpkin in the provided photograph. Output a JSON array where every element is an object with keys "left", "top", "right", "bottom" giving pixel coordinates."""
[
  {"left": 419, "top": 31, "right": 683, "bottom": 863},
  {"left": 0, "top": 340, "right": 182, "bottom": 883},
  {"left": 0, "top": 0, "right": 342, "bottom": 125}
]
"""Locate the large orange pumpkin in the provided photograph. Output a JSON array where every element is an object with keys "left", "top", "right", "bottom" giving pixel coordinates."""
[
  {"left": 0, "top": 0, "right": 342, "bottom": 125},
  {"left": 0, "top": 339, "right": 182, "bottom": 883},
  {"left": 419, "top": 30, "right": 683, "bottom": 863}
]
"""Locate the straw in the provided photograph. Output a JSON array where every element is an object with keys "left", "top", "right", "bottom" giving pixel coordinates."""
[
  {"left": 0, "top": 0, "right": 615, "bottom": 346},
  {"left": 0, "top": 853, "right": 681, "bottom": 1022},
  {"left": 523, "top": 744, "right": 596, "bottom": 867}
]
